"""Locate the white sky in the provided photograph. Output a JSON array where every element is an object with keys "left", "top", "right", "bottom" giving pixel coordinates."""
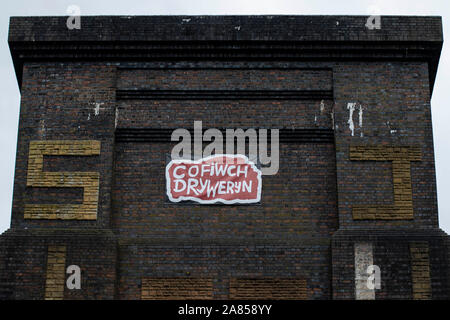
[{"left": 0, "top": 0, "right": 449, "bottom": 233}]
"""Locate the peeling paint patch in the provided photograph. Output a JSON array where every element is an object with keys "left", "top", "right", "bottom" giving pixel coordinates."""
[
  {"left": 320, "top": 100, "right": 325, "bottom": 114},
  {"left": 347, "top": 102, "right": 356, "bottom": 136},
  {"left": 235, "top": 26, "right": 241, "bottom": 31},
  {"left": 358, "top": 105, "right": 363, "bottom": 127},
  {"left": 182, "top": 18, "right": 191, "bottom": 23},
  {"left": 331, "top": 103, "right": 335, "bottom": 129},
  {"left": 331, "top": 112, "right": 335, "bottom": 129},
  {"left": 115, "top": 107, "right": 119, "bottom": 129},
  {"left": 386, "top": 121, "right": 398, "bottom": 135},
  {"left": 359, "top": 105, "right": 363, "bottom": 137},
  {"left": 347, "top": 102, "right": 364, "bottom": 137},
  {"left": 92, "top": 102, "right": 105, "bottom": 116},
  {"left": 355, "top": 242, "right": 375, "bottom": 300}
]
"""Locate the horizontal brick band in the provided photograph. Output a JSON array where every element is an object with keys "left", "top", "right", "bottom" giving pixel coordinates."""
[
  {"left": 116, "top": 89, "right": 333, "bottom": 100},
  {"left": 349, "top": 146, "right": 421, "bottom": 161},
  {"left": 117, "top": 68, "right": 332, "bottom": 91},
  {"left": 115, "top": 128, "right": 334, "bottom": 143}
]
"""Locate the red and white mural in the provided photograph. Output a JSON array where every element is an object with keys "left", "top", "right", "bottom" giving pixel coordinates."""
[{"left": 166, "top": 154, "right": 262, "bottom": 204}]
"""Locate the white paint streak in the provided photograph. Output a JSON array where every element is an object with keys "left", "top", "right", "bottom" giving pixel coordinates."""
[
  {"left": 115, "top": 107, "right": 119, "bottom": 129},
  {"left": 359, "top": 104, "right": 364, "bottom": 137},
  {"left": 331, "top": 103, "right": 335, "bottom": 129},
  {"left": 93, "top": 102, "right": 104, "bottom": 116},
  {"left": 347, "top": 102, "right": 356, "bottom": 136},
  {"left": 320, "top": 99, "right": 325, "bottom": 114},
  {"left": 39, "top": 119, "right": 45, "bottom": 139},
  {"left": 358, "top": 104, "right": 363, "bottom": 127},
  {"left": 331, "top": 112, "right": 334, "bottom": 129},
  {"left": 355, "top": 242, "right": 375, "bottom": 300}
]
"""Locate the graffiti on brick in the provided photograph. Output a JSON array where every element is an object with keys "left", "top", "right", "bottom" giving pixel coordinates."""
[{"left": 166, "top": 154, "right": 262, "bottom": 204}]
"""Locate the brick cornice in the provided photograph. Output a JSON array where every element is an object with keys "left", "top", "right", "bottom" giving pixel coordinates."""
[{"left": 8, "top": 15, "right": 443, "bottom": 94}]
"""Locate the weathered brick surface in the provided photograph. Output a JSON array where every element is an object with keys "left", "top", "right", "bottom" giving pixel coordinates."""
[
  {"left": 117, "top": 242, "right": 331, "bottom": 300},
  {"left": 44, "top": 246, "right": 66, "bottom": 300},
  {"left": 8, "top": 16, "right": 443, "bottom": 42},
  {"left": 10, "top": 62, "right": 116, "bottom": 229},
  {"left": 354, "top": 242, "right": 375, "bottom": 300},
  {"left": 410, "top": 242, "right": 432, "bottom": 299},
  {"left": 1, "top": 15, "right": 449, "bottom": 300},
  {"left": 0, "top": 229, "right": 117, "bottom": 299},
  {"left": 117, "top": 69, "right": 333, "bottom": 91},
  {"left": 112, "top": 142, "right": 337, "bottom": 239},
  {"left": 333, "top": 62, "right": 439, "bottom": 229},
  {"left": 332, "top": 230, "right": 450, "bottom": 300},
  {"left": 141, "top": 278, "right": 213, "bottom": 300},
  {"left": 229, "top": 278, "right": 307, "bottom": 300}
]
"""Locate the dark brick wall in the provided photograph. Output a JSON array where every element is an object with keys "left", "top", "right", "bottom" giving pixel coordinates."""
[
  {"left": 10, "top": 62, "right": 116, "bottom": 229},
  {"left": 333, "top": 62, "right": 438, "bottom": 229},
  {"left": 8, "top": 16, "right": 443, "bottom": 42},
  {"left": 117, "top": 242, "right": 331, "bottom": 300},
  {"left": 1, "top": 15, "right": 448, "bottom": 300},
  {"left": 112, "top": 65, "right": 337, "bottom": 298},
  {"left": 331, "top": 230, "right": 450, "bottom": 299},
  {"left": 0, "top": 230, "right": 117, "bottom": 299},
  {"left": 112, "top": 142, "right": 337, "bottom": 238}
]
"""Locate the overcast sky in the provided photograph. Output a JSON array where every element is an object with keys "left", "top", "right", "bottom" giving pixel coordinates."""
[{"left": 0, "top": 0, "right": 449, "bottom": 233}]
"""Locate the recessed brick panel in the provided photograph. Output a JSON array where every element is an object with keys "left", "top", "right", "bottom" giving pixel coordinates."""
[
  {"left": 229, "top": 278, "right": 307, "bottom": 300},
  {"left": 117, "top": 69, "right": 332, "bottom": 91},
  {"left": 141, "top": 278, "right": 213, "bottom": 300}
]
